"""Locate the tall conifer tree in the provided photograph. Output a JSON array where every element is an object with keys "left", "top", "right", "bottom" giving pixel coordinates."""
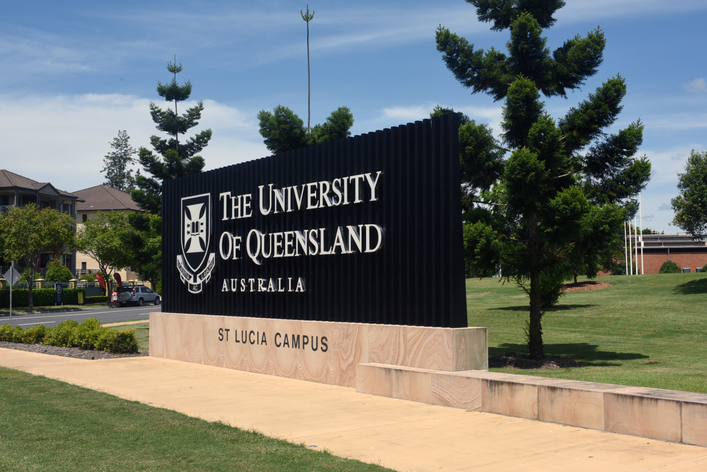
[
  {"left": 102, "top": 130, "right": 137, "bottom": 192},
  {"left": 132, "top": 60, "right": 212, "bottom": 215},
  {"left": 436, "top": 1, "right": 651, "bottom": 358},
  {"left": 128, "top": 60, "right": 211, "bottom": 292}
]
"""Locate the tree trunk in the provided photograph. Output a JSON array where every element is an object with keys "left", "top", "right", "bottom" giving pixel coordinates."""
[
  {"left": 527, "top": 213, "right": 544, "bottom": 359},
  {"left": 528, "top": 269, "right": 544, "bottom": 359},
  {"left": 27, "top": 282, "right": 34, "bottom": 313},
  {"left": 106, "top": 279, "right": 113, "bottom": 307}
]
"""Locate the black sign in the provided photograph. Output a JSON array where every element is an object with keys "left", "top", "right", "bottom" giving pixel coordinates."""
[
  {"left": 55, "top": 284, "right": 63, "bottom": 305},
  {"left": 163, "top": 116, "right": 467, "bottom": 327}
]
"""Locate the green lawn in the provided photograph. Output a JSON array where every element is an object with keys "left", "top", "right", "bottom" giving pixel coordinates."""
[
  {"left": 0, "top": 367, "right": 392, "bottom": 472},
  {"left": 467, "top": 273, "right": 707, "bottom": 393}
]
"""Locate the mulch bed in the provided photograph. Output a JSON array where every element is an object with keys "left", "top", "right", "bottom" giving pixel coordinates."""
[
  {"left": 0, "top": 341, "right": 148, "bottom": 360},
  {"left": 489, "top": 352, "right": 587, "bottom": 369},
  {"left": 562, "top": 281, "right": 611, "bottom": 292}
]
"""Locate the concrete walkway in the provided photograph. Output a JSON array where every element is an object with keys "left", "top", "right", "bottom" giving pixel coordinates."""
[{"left": 2, "top": 348, "right": 707, "bottom": 472}]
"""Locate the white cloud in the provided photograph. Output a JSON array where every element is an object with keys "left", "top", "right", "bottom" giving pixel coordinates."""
[
  {"left": 685, "top": 78, "right": 707, "bottom": 95},
  {"left": 375, "top": 103, "right": 502, "bottom": 127},
  {"left": 0, "top": 93, "right": 267, "bottom": 193},
  {"left": 381, "top": 105, "right": 434, "bottom": 123},
  {"left": 642, "top": 147, "right": 692, "bottom": 185}
]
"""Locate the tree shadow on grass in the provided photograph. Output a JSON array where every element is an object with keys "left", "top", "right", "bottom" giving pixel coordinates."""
[
  {"left": 490, "top": 304, "right": 597, "bottom": 312},
  {"left": 490, "top": 342, "right": 649, "bottom": 366},
  {"left": 674, "top": 278, "right": 707, "bottom": 295}
]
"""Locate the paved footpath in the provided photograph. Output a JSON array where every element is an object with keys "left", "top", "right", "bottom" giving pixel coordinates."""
[{"left": 2, "top": 348, "right": 707, "bottom": 472}]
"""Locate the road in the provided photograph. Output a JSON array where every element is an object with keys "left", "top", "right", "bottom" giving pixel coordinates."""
[{"left": 0, "top": 305, "right": 158, "bottom": 328}]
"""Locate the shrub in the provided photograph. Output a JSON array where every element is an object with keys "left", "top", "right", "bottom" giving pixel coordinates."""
[
  {"left": 111, "top": 329, "right": 139, "bottom": 354},
  {"left": 659, "top": 261, "right": 681, "bottom": 274},
  {"left": 610, "top": 261, "right": 640, "bottom": 275},
  {"left": 85, "top": 296, "right": 108, "bottom": 305},
  {"left": 12, "top": 326, "right": 24, "bottom": 343},
  {"left": 45, "top": 262, "right": 74, "bottom": 282},
  {"left": 0, "top": 324, "right": 14, "bottom": 341},
  {"left": 95, "top": 329, "right": 117, "bottom": 351},
  {"left": 22, "top": 325, "right": 48, "bottom": 344},
  {"left": 3, "top": 319, "right": 138, "bottom": 354},
  {"left": 75, "top": 317, "right": 103, "bottom": 350},
  {"left": 44, "top": 320, "right": 80, "bottom": 347}
]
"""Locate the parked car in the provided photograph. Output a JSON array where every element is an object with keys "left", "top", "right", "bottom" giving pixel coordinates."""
[{"left": 116, "top": 286, "right": 161, "bottom": 307}]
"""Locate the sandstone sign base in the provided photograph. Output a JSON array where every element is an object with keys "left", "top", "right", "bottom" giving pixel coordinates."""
[
  {"left": 149, "top": 312, "right": 488, "bottom": 389},
  {"left": 150, "top": 312, "right": 707, "bottom": 447}
]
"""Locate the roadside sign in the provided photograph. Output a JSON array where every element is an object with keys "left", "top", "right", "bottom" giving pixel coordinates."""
[
  {"left": 3, "top": 267, "right": 20, "bottom": 286},
  {"left": 5, "top": 263, "right": 19, "bottom": 321},
  {"left": 55, "top": 284, "right": 63, "bottom": 306}
]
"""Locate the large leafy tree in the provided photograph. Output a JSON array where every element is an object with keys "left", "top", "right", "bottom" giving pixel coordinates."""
[
  {"left": 101, "top": 130, "right": 137, "bottom": 192},
  {"left": 436, "top": 1, "right": 651, "bottom": 358},
  {"left": 75, "top": 211, "right": 132, "bottom": 298},
  {"left": 257, "top": 105, "right": 354, "bottom": 155},
  {"left": 122, "top": 212, "right": 162, "bottom": 293},
  {"left": 0, "top": 204, "right": 75, "bottom": 312},
  {"left": 132, "top": 60, "right": 211, "bottom": 215},
  {"left": 671, "top": 150, "right": 707, "bottom": 237}
]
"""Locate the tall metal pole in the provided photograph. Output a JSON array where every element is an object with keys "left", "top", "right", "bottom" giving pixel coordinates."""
[
  {"left": 640, "top": 193, "right": 645, "bottom": 275},
  {"left": 635, "top": 212, "right": 639, "bottom": 274},
  {"left": 628, "top": 220, "right": 633, "bottom": 275},
  {"left": 301, "top": 5, "right": 315, "bottom": 134},
  {"left": 9, "top": 261, "right": 13, "bottom": 322},
  {"left": 624, "top": 220, "right": 629, "bottom": 275}
]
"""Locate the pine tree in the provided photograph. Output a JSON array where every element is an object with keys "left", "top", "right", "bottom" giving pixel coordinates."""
[
  {"left": 257, "top": 105, "right": 353, "bottom": 155},
  {"left": 101, "top": 130, "right": 137, "bottom": 192},
  {"left": 436, "top": 1, "right": 651, "bottom": 358},
  {"left": 132, "top": 60, "right": 212, "bottom": 215},
  {"left": 128, "top": 60, "right": 211, "bottom": 291}
]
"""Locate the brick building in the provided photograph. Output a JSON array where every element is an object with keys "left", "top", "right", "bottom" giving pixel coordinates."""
[{"left": 628, "top": 234, "right": 707, "bottom": 274}]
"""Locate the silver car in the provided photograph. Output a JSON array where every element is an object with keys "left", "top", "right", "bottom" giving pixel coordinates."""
[{"left": 117, "top": 286, "right": 161, "bottom": 307}]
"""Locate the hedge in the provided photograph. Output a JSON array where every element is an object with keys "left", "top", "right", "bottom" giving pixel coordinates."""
[{"left": 0, "top": 288, "right": 86, "bottom": 308}]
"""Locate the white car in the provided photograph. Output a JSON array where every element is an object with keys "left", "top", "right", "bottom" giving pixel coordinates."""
[{"left": 116, "top": 286, "right": 161, "bottom": 307}]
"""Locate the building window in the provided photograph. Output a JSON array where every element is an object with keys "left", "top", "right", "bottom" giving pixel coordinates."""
[
  {"left": 82, "top": 262, "right": 87, "bottom": 270},
  {"left": 82, "top": 214, "right": 88, "bottom": 222}
]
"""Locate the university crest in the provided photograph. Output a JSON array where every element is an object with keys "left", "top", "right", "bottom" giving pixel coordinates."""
[{"left": 177, "top": 193, "right": 216, "bottom": 294}]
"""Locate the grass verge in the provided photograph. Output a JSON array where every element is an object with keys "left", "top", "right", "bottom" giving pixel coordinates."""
[
  {"left": 467, "top": 273, "right": 707, "bottom": 393},
  {"left": 0, "top": 367, "right": 392, "bottom": 472},
  {"left": 107, "top": 321, "right": 149, "bottom": 350}
]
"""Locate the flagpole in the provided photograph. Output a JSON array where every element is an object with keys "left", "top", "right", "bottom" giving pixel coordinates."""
[
  {"left": 624, "top": 221, "right": 629, "bottom": 275},
  {"left": 635, "top": 211, "right": 639, "bottom": 275},
  {"left": 640, "top": 193, "right": 644, "bottom": 275}
]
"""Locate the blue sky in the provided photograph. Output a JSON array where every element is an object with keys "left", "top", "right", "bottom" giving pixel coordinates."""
[{"left": 2, "top": 0, "right": 706, "bottom": 233}]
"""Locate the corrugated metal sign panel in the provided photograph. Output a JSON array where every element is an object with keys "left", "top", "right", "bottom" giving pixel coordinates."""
[{"left": 162, "top": 115, "right": 466, "bottom": 327}]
